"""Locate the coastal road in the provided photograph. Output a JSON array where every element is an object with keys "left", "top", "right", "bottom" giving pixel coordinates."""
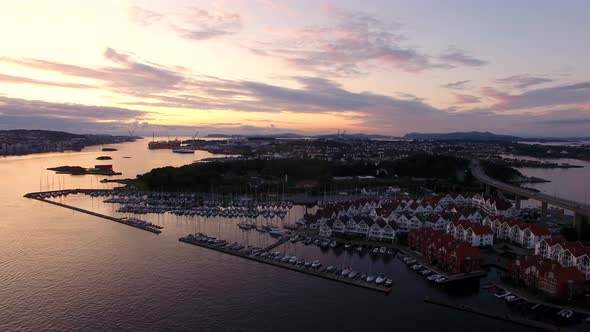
[{"left": 470, "top": 159, "right": 590, "bottom": 216}]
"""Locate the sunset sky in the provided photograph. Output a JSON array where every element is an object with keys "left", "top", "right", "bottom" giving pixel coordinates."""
[{"left": 1, "top": 0, "right": 590, "bottom": 136}]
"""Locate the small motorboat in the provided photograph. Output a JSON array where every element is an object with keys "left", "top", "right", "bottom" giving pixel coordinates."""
[
  {"left": 366, "top": 275, "right": 376, "bottom": 283},
  {"left": 504, "top": 295, "right": 520, "bottom": 302},
  {"left": 434, "top": 277, "right": 447, "bottom": 284},
  {"left": 494, "top": 290, "right": 511, "bottom": 299},
  {"left": 311, "top": 260, "right": 322, "bottom": 269},
  {"left": 375, "top": 275, "right": 386, "bottom": 284},
  {"left": 427, "top": 274, "right": 442, "bottom": 281},
  {"left": 238, "top": 222, "right": 252, "bottom": 230},
  {"left": 419, "top": 269, "right": 431, "bottom": 275},
  {"left": 385, "top": 279, "right": 393, "bottom": 287}
]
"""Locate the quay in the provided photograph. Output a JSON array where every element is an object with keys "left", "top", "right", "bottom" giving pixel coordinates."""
[
  {"left": 424, "top": 297, "right": 571, "bottom": 332},
  {"left": 179, "top": 236, "right": 391, "bottom": 294},
  {"left": 488, "top": 281, "right": 590, "bottom": 316},
  {"left": 25, "top": 194, "right": 161, "bottom": 234}
]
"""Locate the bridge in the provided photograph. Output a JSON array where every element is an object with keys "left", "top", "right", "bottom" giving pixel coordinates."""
[{"left": 470, "top": 159, "right": 590, "bottom": 236}]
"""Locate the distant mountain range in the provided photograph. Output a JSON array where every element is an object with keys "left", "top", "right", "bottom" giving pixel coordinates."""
[
  {"left": 403, "top": 131, "right": 522, "bottom": 141},
  {"left": 205, "top": 131, "right": 590, "bottom": 142},
  {"left": 403, "top": 131, "right": 590, "bottom": 142},
  {"left": 207, "top": 133, "right": 397, "bottom": 140}
]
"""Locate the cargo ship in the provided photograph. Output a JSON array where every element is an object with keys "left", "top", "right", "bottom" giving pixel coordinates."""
[{"left": 148, "top": 139, "right": 181, "bottom": 149}]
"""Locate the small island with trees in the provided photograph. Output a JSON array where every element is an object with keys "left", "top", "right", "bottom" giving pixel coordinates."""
[{"left": 48, "top": 165, "right": 122, "bottom": 176}]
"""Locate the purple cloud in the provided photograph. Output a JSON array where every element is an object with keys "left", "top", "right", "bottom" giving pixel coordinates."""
[
  {"left": 494, "top": 74, "right": 553, "bottom": 89},
  {"left": 4, "top": 48, "right": 590, "bottom": 137},
  {"left": 128, "top": 6, "right": 162, "bottom": 26},
  {"left": 253, "top": 10, "right": 454, "bottom": 76},
  {"left": 442, "top": 80, "right": 470, "bottom": 90},
  {"left": 453, "top": 93, "right": 481, "bottom": 104},
  {"left": 440, "top": 47, "right": 488, "bottom": 67},
  {"left": 170, "top": 7, "right": 242, "bottom": 40},
  {"left": 481, "top": 82, "right": 590, "bottom": 110},
  {"left": 0, "top": 96, "right": 149, "bottom": 123},
  {"left": 1, "top": 49, "right": 184, "bottom": 92},
  {"left": 0, "top": 73, "right": 94, "bottom": 89}
]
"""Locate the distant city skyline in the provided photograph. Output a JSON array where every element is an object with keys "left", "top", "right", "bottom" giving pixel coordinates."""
[{"left": 1, "top": 0, "right": 589, "bottom": 136}]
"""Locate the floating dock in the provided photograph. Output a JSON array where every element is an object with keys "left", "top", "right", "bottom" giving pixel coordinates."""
[
  {"left": 179, "top": 236, "right": 391, "bottom": 294},
  {"left": 424, "top": 297, "right": 570, "bottom": 332},
  {"left": 26, "top": 195, "right": 161, "bottom": 234}
]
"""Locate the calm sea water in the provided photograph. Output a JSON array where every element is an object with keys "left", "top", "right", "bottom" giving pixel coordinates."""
[
  {"left": 0, "top": 139, "right": 543, "bottom": 331},
  {"left": 504, "top": 154, "right": 590, "bottom": 207}
]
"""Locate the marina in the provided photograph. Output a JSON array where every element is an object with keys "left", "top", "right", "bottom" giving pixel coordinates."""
[
  {"left": 4, "top": 138, "right": 590, "bottom": 331},
  {"left": 179, "top": 234, "right": 393, "bottom": 294}
]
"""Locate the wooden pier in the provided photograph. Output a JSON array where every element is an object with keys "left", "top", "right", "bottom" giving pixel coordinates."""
[
  {"left": 26, "top": 196, "right": 161, "bottom": 234},
  {"left": 261, "top": 236, "right": 290, "bottom": 252},
  {"left": 179, "top": 237, "right": 392, "bottom": 294},
  {"left": 424, "top": 297, "right": 571, "bottom": 332}
]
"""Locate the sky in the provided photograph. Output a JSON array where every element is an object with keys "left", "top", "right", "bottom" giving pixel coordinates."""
[{"left": 1, "top": 0, "right": 590, "bottom": 137}]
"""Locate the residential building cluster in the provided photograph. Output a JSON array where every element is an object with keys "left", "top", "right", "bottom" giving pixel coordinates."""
[
  {"left": 194, "top": 136, "right": 522, "bottom": 163},
  {"left": 508, "top": 255, "right": 586, "bottom": 300},
  {"left": 503, "top": 224, "right": 590, "bottom": 300},
  {"left": 534, "top": 237, "right": 590, "bottom": 280},
  {"left": 305, "top": 192, "right": 516, "bottom": 247},
  {"left": 483, "top": 216, "right": 552, "bottom": 249}
]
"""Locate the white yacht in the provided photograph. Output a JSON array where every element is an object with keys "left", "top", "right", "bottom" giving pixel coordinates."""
[
  {"left": 238, "top": 222, "right": 251, "bottom": 230},
  {"left": 172, "top": 148, "right": 194, "bottom": 154},
  {"left": 375, "top": 275, "right": 386, "bottom": 284},
  {"left": 268, "top": 225, "right": 283, "bottom": 237},
  {"left": 427, "top": 274, "right": 443, "bottom": 281}
]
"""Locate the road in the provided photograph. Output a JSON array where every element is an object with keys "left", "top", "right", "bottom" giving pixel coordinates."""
[{"left": 470, "top": 160, "right": 590, "bottom": 216}]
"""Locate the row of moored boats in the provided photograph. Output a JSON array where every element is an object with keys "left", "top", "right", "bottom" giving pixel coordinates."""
[{"left": 399, "top": 254, "right": 448, "bottom": 284}]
